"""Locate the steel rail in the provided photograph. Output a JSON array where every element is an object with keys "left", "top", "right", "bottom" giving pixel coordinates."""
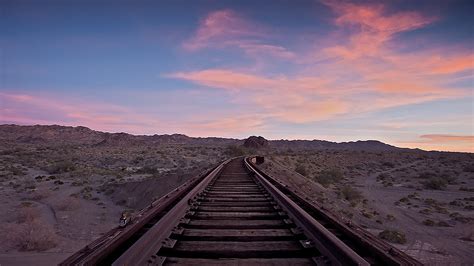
[
  {"left": 61, "top": 156, "right": 422, "bottom": 266},
  {"left": 60, "top": 159, "right": 228, "bottom": 265},
  {"left": 111, "top": 158, "right": 232, "bottom": 265},
  {"left": 244, "top": 157, "right": 370, "bottom": 266},
  {"left": 245, "top": 156, "right": 422, "bottom": 266}
]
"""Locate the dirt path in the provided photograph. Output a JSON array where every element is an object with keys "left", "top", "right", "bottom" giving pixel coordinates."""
[{"left": 31, "top": 200, "right": 58, "bottom": 225}]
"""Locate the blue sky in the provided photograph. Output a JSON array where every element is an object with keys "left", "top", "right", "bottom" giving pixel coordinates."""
[{"left": 1, "top": 0, "right": 473, "bottom": 152}]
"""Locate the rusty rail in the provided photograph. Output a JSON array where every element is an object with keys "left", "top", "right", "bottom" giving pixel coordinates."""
[
  {"left": 60, "top": 159, "right": 228, "bottom": 265},
  {"left": 245, "top": 156, "right": 422, "bottom": 266},
  {"left": 61, "top": 157, "right": 421, "bottom": 265}
]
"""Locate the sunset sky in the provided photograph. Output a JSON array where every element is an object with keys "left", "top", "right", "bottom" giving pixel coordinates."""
[{"left": 1, "top": 0, "right": 473, "bottom": 152}]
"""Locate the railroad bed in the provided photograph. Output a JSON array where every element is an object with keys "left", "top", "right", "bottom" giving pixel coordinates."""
[
  {"left": 157, "top": 158, "right": 318, "bottom": 265},
  {"left": 62, "top": 157, "right": 421, "bottom": 266}
]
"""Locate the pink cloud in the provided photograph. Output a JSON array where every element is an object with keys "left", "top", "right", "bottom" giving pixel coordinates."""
[
  {"left": 183, "top": 9, "right": 296, "bottom": 61},
  {"left": 0, "top": 91, "right": 267, "bottom": 137},
  {"left": 183, "top": 9, "right": 264, "bottom": 51},
  {"left": 168, "top": 69, "right": 349, "bottom": 123},
  {"left": 168, "top": 69, "right": 330, "bottom": 92},
  {"left": 0, "top": 92, "right": 161, "bottom": 134},
  {"left": 397, "top": 134, "right": 474, "bottom": 152},
  {"left": 169, "top": 69, "right": 273, "bottom": 91},
  {"left": 237, "top": 43, "right": 296, "bottom": 59},
  {"left": 420, "top": 134, "right": 474, "bottom": 143},
  {"left": 322, "top": 0, "right": 435, "bottom": 59},
  {"left": 182, "top": 114, "right": 266, "bottom": 137}
]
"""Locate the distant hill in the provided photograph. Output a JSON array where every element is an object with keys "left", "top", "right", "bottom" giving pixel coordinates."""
[
  {"left": 269, "top": 139, "right": 399, "bottom": 151},
  {"left": 243, "top": 136, "right": 269, "bottom": 149},
  {"left": 0, "top": 124, "right": 400, "bottom": 151}
]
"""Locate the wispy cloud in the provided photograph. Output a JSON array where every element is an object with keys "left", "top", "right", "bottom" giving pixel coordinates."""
[
  {"left": 420, "top": 134, "right": 474, "bottom": 143},
  {"left": 397, "top": 134, "right": 474, "bottom": 152},
  {"left": 183, "top": 9, "right": 264, "bottom": 51},
  {"left": 0, "top": 92, "right": 159, "bottom": 134},
  {"left": 321, "top": 0, "right": 435, "bottom": 59},
  {"left": 169, "top": 2, "right": 472, "bottom": 147},
  {"left": 0, "top": 91, "right": 266, "bottom": 137},
  {"left": 182, "top": 9, "right": 295, "bottom": 61}
]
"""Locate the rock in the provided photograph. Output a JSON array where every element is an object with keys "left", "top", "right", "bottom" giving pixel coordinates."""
[{"left": 243, "top": 136, "right": 268, "bottom": 149}]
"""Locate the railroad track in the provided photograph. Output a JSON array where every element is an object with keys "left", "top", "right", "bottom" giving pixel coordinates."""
[{"left": 62, "top": 157, "right": 421, "bottom": 265}]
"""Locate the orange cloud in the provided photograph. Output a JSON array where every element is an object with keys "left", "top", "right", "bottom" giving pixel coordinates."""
[
  {"left": 428, "top": 54, "right": 474, "bottom": 75},
  {"left": 183, "top": 114, "right": 266, "bottom": 137},
  {"left": 420, "top": 134, "right": 474, "bottom": 143},
  {"left": 170, "top": 2, "right": 471, "bottom": 136},
  {"left": 168, "top": 69, "right": 349, "bottom": 123},
  {"left": 322, "top": 0, "right": 435, "bottom": 59},
  {"left": 168, "top": 69, "right": 330, "bottom": 93},
  {"left": 397, "top": 134, "right": 474, "bottom": 152},
  {"left": 169, "top": 69, "right": 273, "bottom": 91}
]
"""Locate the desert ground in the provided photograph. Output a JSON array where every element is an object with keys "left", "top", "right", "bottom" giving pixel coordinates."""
[
  {"left": 0, "top": 125, "right": 472, "bottom": 265},
  {"left": 257, "top": 150, "right": 474, "bottom": 265},
  {"left": 0, "top": 125, "right": 228, "bottom": 265}
]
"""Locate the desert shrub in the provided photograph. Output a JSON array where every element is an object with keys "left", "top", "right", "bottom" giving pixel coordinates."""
[
  {"left": 295, "top": 164, "right": 308, "bottom": 176},
  {"left": 382, "top": 161, "right": 395, "bottom": 168},
  {"left": 71, "top": 180, "right": 84, "bottom": 186},
  {"left": 378, "top": 230, "right": 407, "bottom": 244},
  {"left": 422, "top": 219, "right": 435, "bottom": 226},
  {"left": 417, "top": 171, "right": 435, "bottom": 179},
  {"left": 459, "top": 187, "right": 474, "bottom": 192},
  {"left": 440, "top": 174, "right": 457, "bottom": 184},
  {"left": 460, "top": 233, "right": 474, "bottom": 242},
  {"left": 225, "top": 145, "right": 247, "bottom": 156},
  {"left": 376, "top": 173, "right": 391, "bottom": 182},
  {"left": 19, "top": 201, "right": 34, "bottom": 208},
  {"left": 5, "top": 219, "right": 57, "bottom": 251},
  {"left": 449, "top": 200, "right": 463, "bottom": 207},
  {"left": 314, "top": 169, "right": 344, "bottom": 186},
  {"left": 437, "top": 221, "right": 450, "bottom": 227},
  {"left": 463, "top": 164, "right": 474, "bottom": 173},
  {"left": 423, "top": 177, "right": 447, "bottom": 190},
  {"left": 424, "top": 198, "right": 437, "bottom": 205},
  {"left": 419, "top": 208, "right": 431, "bottom": 215},
  {"left": 47, "top": 160, "right": 75, "bottom": 174},
  {"left": 465, "top": 205, "right": 474, "bottom": 210},
  {"left": 9, "top": 166, "right": 27, "bottom": 176},
  {"left": 449, "top": 212, "right": 472, "bottom": 223},
  {"left": 340, "top": 186, "right": 363, "bottom": 203},
  {"left": 132, "top": 156, "right": 144, "bottom": 164},
  {"left": 361, "top": 210, "right": 373, "bottom": 218},
  {"left": 399, "top": 197, "right": 409, "bottom": 203},
  {"left": 137, "top": 165, "right": 159, "bottom": 175}
]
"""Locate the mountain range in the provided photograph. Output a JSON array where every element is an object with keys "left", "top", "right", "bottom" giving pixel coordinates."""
[{"left": 0, "top": 124, "right": 400, "bottom": 151}]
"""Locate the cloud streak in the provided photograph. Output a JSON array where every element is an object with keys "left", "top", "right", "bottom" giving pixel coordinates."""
[
  {"left": 0, "top": 92, "right": 265, "bottom": 137},
  {"left": 398, "top": 134, "right": 474, "bottom": 153}
]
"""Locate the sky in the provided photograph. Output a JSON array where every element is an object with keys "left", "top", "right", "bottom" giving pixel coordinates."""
[{"left": 0, "top": 0, "right": 473, "bottom": 152}]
